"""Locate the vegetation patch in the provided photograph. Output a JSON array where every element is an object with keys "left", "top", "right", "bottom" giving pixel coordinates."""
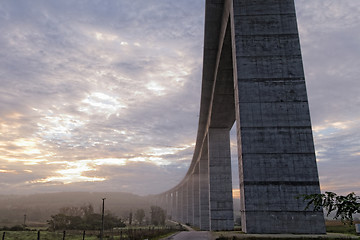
[{"left": 326, "top": 220, "right": 359, "bottom": 235}]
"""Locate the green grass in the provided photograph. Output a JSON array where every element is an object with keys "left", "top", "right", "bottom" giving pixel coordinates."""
[
  {"left": 213, "top": 221, "right": 360, "bottom": 240},
  {"left": 1, "top": 231, "right": 59, "bottom": 240},
  {"left": 326, "top": 224, "right": 357, "bottom": 235},
  {"left": 216, "top": 238, "right": 358, "bottom": 240},
  {"left": 0, "top": 231, "right": 99, "bottom": 240},
  {"left": 0, "top": 227, "right": 180, "bottom": 240}
]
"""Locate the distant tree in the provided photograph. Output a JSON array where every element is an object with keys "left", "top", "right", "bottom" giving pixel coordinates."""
[
  {"left": 67, "top": 216, "right": 83, "bottom": 229},
  {"left": 150, "top": 206, "right": 166, "bottom": 226},
  {"left": 299, "top": 191, "right": 360, "bottom": 225},
  {"left": 83, "top": 213, "right": 102, "bottom": 230},
  {"left": 47, "top": 213, "right": 68, "bottom": 231},
  {"left": 59, "top": 206, "right": 83, "bottom": 217},
  {"left": 129, "top": 211, "right": 133, "bottom": 225},
  {"left": 81, "top": 204, "right": 94, "bottom": 216},
  {"left": 135, "top": 209, "right": 145, "bottom": 225},
  {"left": 145, "top": 217, "right": 150, "bottom": 226},
  {"left": 9, "top": 225, "right": 25, "bottom": 231},
  {"left": 105, "top": 212, "right": 126, "bottom": 229},
  {"left": 47, "top": 205, "right": 126, "bottom": 231}
]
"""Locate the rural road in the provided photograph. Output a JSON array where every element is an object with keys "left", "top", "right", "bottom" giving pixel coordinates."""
[
  {"left": 161, "top": 221, "right": 212, "bottom": 239},
  {"left": 162, "top": 231, "right": 212, "bottom": 240}
]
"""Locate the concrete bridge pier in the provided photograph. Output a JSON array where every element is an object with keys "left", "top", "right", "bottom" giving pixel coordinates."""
[
  {"left": 165, "top": 193, "right": 171, "bottom": 219},
  {"left": 208, "top": 128, "right": 234, "bottom": 231},
  {"left": 187, "top": 176, "right": 194, "bottom": 225},
  {"left": 230, "top": 0, "right": 326, "bottom": 233},
  {"left": 182, "top": 183, "right": 188, "bottom": 224},
  {"left": 193, "top": 163, "right": 200, "bottom": 228},
  {"left": 154, "top": 0, "right": 325, "bottom": 234},
  {"left": 176, "top": 187, "right": 181, "bottom": 222},
  {"left": 171, "top": 191, "right": 177, "bottom": 221},
  {"left": 199, "top": 140, "right": 210, "bottom": 231}
]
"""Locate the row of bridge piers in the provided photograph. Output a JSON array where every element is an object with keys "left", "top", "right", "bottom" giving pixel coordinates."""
[
  {"left": 154, "top": 128, "right": 234, "bottom": 231},
  {"left": 152, "top": 0, "right": 326, "bottom": 234}
]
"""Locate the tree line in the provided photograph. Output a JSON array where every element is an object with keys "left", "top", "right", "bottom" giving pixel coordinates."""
[
  {"left": 47, "top": 204, "right": 166, "bottom": 231},
  {"left": 47, "top": 204, "right": 125, "bottom": 231}
]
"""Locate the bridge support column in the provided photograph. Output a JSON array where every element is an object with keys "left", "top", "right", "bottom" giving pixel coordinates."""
[
  {"left": 166, "top": 193, "right": 171, "bottom": 219},
  {"left": 208, "top": 128, "right": 234, "bottom": 231},
  {"left": 199, "top": 140, "right": 210, "bottom": 230},
  {"left": 187, "top": 176, "right": 194, "bottom": 225},
  {"left": 182, "top": 183, "right": 188, "bottom": 224},
  {"left": 230, "top": 0, "right": 326, "bottom": 233},
  {"left": 171, "top": 191, "right": 176, "bottom": 221},
  {"left": 159, "top": 195, "right": 166, "bottom": 216},
  {"left": 193, "top": 163, "right": 200, "bottom": 228},
  {"left": 176, "top": 189, "right": 182, "bottom": 222},
  {"left": 156, "top": 0, "right": 325, "bottom": 234}
]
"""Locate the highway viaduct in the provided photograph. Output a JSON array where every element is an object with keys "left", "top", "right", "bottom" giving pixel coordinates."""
[{"left": 153, "top": 0, "right": 325, "bottom": 234}]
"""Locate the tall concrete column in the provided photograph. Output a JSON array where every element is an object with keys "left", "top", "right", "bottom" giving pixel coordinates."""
[
  {"left": 166, "top": 193, "right": 171, "bottom": 219},
  {"left": 159, "top": 194, "right": 165, "bottom": 218},
  {"left": 154, "top": 0, "right": 325, "bottom": 234},
  {"left": 187, "top": 176, "right": 194, "bottom": 225},
  {"left": 193, "top": 163, "right": 200, "bottom": 228},
  {"left": 182, "top": 183, "right": 188, "bottom": 224},
  {"left": 175, "top": 189, "right": 181, "bottom": 222},
  {"left": 171, "top": 191, "right": 176, "bottom": 221},
  {"left": 159, "top": 195, "right": 166, "bottom": 215},
  {"left": 199, "top": 140, "right": 210, "bottom": 230},
  {"left": 178, "top": 186, "right": 184, "bottom": 223},
  {"left": 208, "top": 128, "right": 234, "bottom": 231},
  {"left": 230, "top": 0, "right": 325, "bottom": 233}
]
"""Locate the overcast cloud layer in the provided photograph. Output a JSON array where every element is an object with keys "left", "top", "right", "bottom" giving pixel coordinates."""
[{"left": 0, "top": 0, "right": 359, "bottom": 196}]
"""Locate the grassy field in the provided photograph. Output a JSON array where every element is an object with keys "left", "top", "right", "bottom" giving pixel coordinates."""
[
  {"left": 1, "top": 227, "right": 180, "bottom": 240},
  {"left": 214, "top": 220, "right": 360, "bottom": 240},
  {"left": 1, "top": 221, "right": 359, "bottom": 239},
  {"left": 0, "top": 231, "right": 98, "bottom": 240},
  {"left": 325, "top": 220, "right": 359, "bottom": 235}
]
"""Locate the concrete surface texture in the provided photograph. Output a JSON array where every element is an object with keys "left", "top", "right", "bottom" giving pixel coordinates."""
[{"left": 154, "top": 0, "right": 325, "bottom": 234}]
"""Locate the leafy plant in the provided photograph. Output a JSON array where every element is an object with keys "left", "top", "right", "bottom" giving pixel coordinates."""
[{"left": 300, "top": 191, "right": 360, "bottom": 224}]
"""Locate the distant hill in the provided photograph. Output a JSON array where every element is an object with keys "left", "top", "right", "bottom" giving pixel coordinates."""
[
  {"left": 0, "top": 192, "right": 151, "bottom": 227},
  {"left": 0, "top": 192, "right": 243, "bottom": 227}
]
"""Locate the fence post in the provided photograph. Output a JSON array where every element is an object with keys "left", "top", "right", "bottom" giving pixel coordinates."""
[
  {"left": 2, "top": 232, "right": 5, "bottom": 240},
  {"left": 82, "top": 230, "right": 85, "bottom": 240},
  {"left": 62, "top": 230, "right": 66, "bottom": 240},
  {"left": 37, "top": 230, "right": 40, "bottom": 240}
]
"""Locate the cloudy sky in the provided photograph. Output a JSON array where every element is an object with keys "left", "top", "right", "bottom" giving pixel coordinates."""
[{"left": 0, "top": 0, "right": 359, "bottom": 196}]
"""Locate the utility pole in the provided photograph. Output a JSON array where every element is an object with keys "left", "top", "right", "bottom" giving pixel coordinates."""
[{"left": 100, "top": 198, "right": 106, "bottom": 240}]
